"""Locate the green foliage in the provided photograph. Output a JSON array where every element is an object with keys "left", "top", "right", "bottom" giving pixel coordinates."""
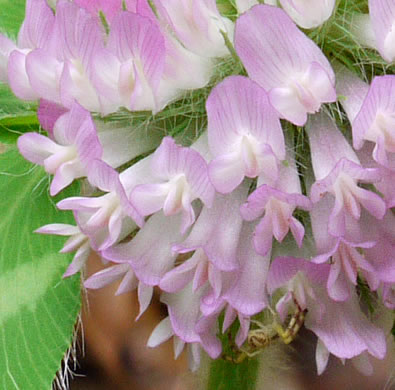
[
  {"left": 0, "top": 148, "right": 81, "bottom": 390},
  {"left": 207, "top": 358, "right": 259, "bottom": 390},
  {"left": 0, "top": 0, "right": 26, "bottom": 37}
]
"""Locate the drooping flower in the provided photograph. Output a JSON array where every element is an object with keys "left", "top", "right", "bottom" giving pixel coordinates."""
[
  {"left": 172, "top": 183, "right": 250, "bottom": 271},
  {"left": 307, "top": 112, "right": 386, "bottom": 237},
  {"left": 268, "top": 256, "right": 387, "bottom": 366},
  {"left": 130, "top": 137, "right": 215, "bottom": 233},
  {"left": 240, "top": 150, "right": 312, "bottom": 255},
  {"left": 57, "top": 159, "right": 145, "bottom": 251},
  {"left": 102, "top": 212, "right": 185, "bottom": 286},
  {"left": 17, "top": 102, "right": 102, "bottom": 195}
]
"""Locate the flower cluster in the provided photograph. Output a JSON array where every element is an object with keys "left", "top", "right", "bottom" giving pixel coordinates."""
[{"left": 2, "top": 0, "right": 394, "bottom": 375}]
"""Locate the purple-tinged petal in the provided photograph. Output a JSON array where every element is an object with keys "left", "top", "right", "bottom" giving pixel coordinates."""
[
  {"left": 235, "top": 315, "right": 250, "bottom": 347},
  {"left": 160, "top": 252, "right": 201, "bottom": 293},
  {"left": 25, "top": 48, "right": 63, "bottom": 104},
  {"left": 84, "top": 263, "right": 130, "bottom": 289},
  {"left": 115, "top": 268, "right": 138, "bottom": 295},
  {"left": 103, "top": 213, "right": 184, "bottom": 286},
  {"left": 267, "top": 256, "right": 305, "bottom": 294},
  {"left": 17, "top": 133, "right": 61, "bottom": 165},
  {"left": 147, "top": 317, "right": 174, "bottom": 348},
  {"left": 131, "top": 137, "right": 214, "bottom": 231},
  {"left": 369, "top": 0, "right": 395, "bottom": 62},
  {"left": 0, "top": 34, "right": 17, "bottom": 82},
  {"left": 206, "top": 76, "right": 285, "bottom": 192},
  {"left": 235, "top": 5, "right": 335, "bottom": 125},
  {"left": 335, "top": 64, "right": 369, "bottom": 123},
  {"left": 7, "top": 50, "right": 38, "bottom": 101},
  {"left": 306, "top": 291, "right": 387, "bottom": 360},
  {"left": 153, "top": 0, "right": 232, "bottom": 58},
  {"left": 223, "top": 222, "right": 269, "bottom": 316},
  {"left": 195, "top": 314, "right": 222, "bottom": 359},
  {"left": 74, "top": 0, "right": 122, "bottom": 24},
  {"left": 161, "top": 282, "right": 205, "bottom": 343},
  {"left": 208, "top": 154, "right": 245, "bottom": 194},
  {"left": 37, "top": 99, "right": 68, "bottom": 134},
  {"left": 280, "top": 0, "right": 336, "bottom": 29},
  {"left": 174, "top": 184, "right": 249, "bottom": 271},
  {"left": 352, "top": 76, "right": 395, "bottom": 165},
  {"left": 54, "top": 1, "right": 105, "bottom": 68},
  {"left": 136, "top": 283, "right": 154, "bottom": 319},
  {"left": 35, "top": 223, "right": 80, "bottom": 236},
  {"left": 50, "top": 160, "right": 84, "bottom": 196},
  {"left": 59, "top": 60, "right": 101, "bottom": 112},
  {"left": 17, "top": 0, "right": 55, "bottom": 50},
  {"left": 63, "top": 242, "right": 90, "bottom": 277},
  {"left": 307, "top": 113, "right": 360, "bottom": 180}
]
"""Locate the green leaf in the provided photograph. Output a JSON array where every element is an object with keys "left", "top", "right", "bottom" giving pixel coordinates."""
[
  {"left": 0, "top": 0, "right": 26, "bottom": 37},
  {"left": 0, "top": 148, "right": 81, "bottom": 390},
  {"left": 207, "top": 358, "right": 259, "bottom": 390}
]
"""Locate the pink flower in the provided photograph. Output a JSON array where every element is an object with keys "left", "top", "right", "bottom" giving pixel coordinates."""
[
  {"left": 92, "top": 11, "right": 166, "bottom": 114},
  {"left": 17, "top": 102, "right": 102, "bottom": 195},
  {"left": 130, "top": 137, "right": 215, "bottom": 233},
  {"left": 152, "top": 0, "right": 234, "bottom": 58},
  {"left": 235, "top": 5, "right": 336, "bottom": 125},
  {"left": 206, "top": 76, "right": 285, "bottom": 193},
  {"left": 240, "top": 150, "right": 312, "bottom": 255},
  {"left": 307, "top": 112, "right": 386, "bottom": 237}
]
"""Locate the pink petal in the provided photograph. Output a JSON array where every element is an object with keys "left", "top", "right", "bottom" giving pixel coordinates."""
[
  {"left": 161, "top": 283, "right": 204, "bottom": 343},
  {"left": 208, "top": 154, "right": 245, "bottom": 194},
  {"left": 147, "top": 317, "right": 174, "bottom": 348},
  {"left": 306, "top": 291, "right": 387, "bottom": 360},
  {"left": 223, "top": 222, "right": 269, "bottom": 316},
  {"left": 235, "top": 5, "right": 335, "bottom": 124},
  {"left": 74, "top": 0, "right": 122, "bottom": 24},
  {"left": 26, "top": 48, "right": 63, "bottom": 103},
  {"left": 107, "top": 11, "right": 165, "bottom": 93},
  {"left": 84, "top": 263, "right": 130, "bottom": 289},
  {"left": 35, "top": 223, "right": 80, "bottom": 236},
  {"left": 17, "top": 133, "right": 61, "bottom": 165},
  {"left": 174, "top": 185, "right": 249, "bottom": 271},
  {"left": 37, "top": 99, "right": 68, "bottom": 134},
  {"left": 103, "top": 213, "right": 184, "bottom": 286},
  {"left": 17, "top": 0, "right": 55, "bottom": 49},
  {"left": 0, "top": 34, "right": 17, "bottom": 82},
  {"left": 206, "top": 76, "right": 284, "bottom": 159},
  {"left": 8, "top": 50, "right": 38, "bottom": 101},
  {"left": 369, "top": 0, "right": 395, "bottom": 62}
]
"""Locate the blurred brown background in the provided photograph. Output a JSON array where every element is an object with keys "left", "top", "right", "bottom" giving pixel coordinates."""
[{"left": 69, "top": 253, "right": 395, "bottom": 390}]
